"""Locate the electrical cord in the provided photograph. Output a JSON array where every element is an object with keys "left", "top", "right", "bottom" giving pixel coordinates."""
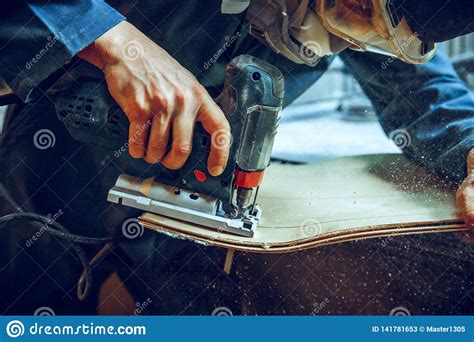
[
  {"left": 77, "top": 242, "right": 114, "bottom": 301},
  {"left": 0, "top": 213, "right": 113, "bottom": 245},
  {"left": 0, "top": 183, "right": 115, "bottom": 301}
]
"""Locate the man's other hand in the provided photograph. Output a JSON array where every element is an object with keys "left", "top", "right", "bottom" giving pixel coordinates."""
[
  {"left": 456, "top": 149, "right": 474, "bottom": 231},
  {"left": 77, "top": 21, "right": 230, "bottom": 176}
]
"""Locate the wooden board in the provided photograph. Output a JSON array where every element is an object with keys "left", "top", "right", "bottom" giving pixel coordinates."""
[{"left": 140, "top": 154, "right": 469, "bottom": 253}]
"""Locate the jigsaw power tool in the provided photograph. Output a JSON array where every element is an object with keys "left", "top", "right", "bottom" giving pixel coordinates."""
[{"left": 55, "top": 55, "right": 284, "bottom": 237}]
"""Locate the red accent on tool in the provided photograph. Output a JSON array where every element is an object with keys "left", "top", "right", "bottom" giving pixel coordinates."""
[
  {"left": 234, "top": 170, "right": 265, "bottom": 188},
  {"left": 193, "top": 169, "right": 207, "bottom": 182}
]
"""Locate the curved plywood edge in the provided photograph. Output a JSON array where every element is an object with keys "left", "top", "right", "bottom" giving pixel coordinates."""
[
  {"left": 140, "top": 220, "right": 467, "bottom": 253},
  {"left": 140, "top": 154, "right": 469, "bottom": 253}
]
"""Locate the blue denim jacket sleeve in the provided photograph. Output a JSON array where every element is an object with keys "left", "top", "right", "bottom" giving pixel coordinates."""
[
  {"left": 0, "top": 0, "right": 125, "bottom": 101},
  {"left": 340, "top": 49, "right": 474, "bottom": 185}
]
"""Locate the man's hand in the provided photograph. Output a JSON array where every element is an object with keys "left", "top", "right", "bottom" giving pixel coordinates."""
[
  {"left": 456, "top": 149, "right": 474, "bottom": 231},
  {"left": 78, "top": 21, "right": 230, "bottom": 176}
]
